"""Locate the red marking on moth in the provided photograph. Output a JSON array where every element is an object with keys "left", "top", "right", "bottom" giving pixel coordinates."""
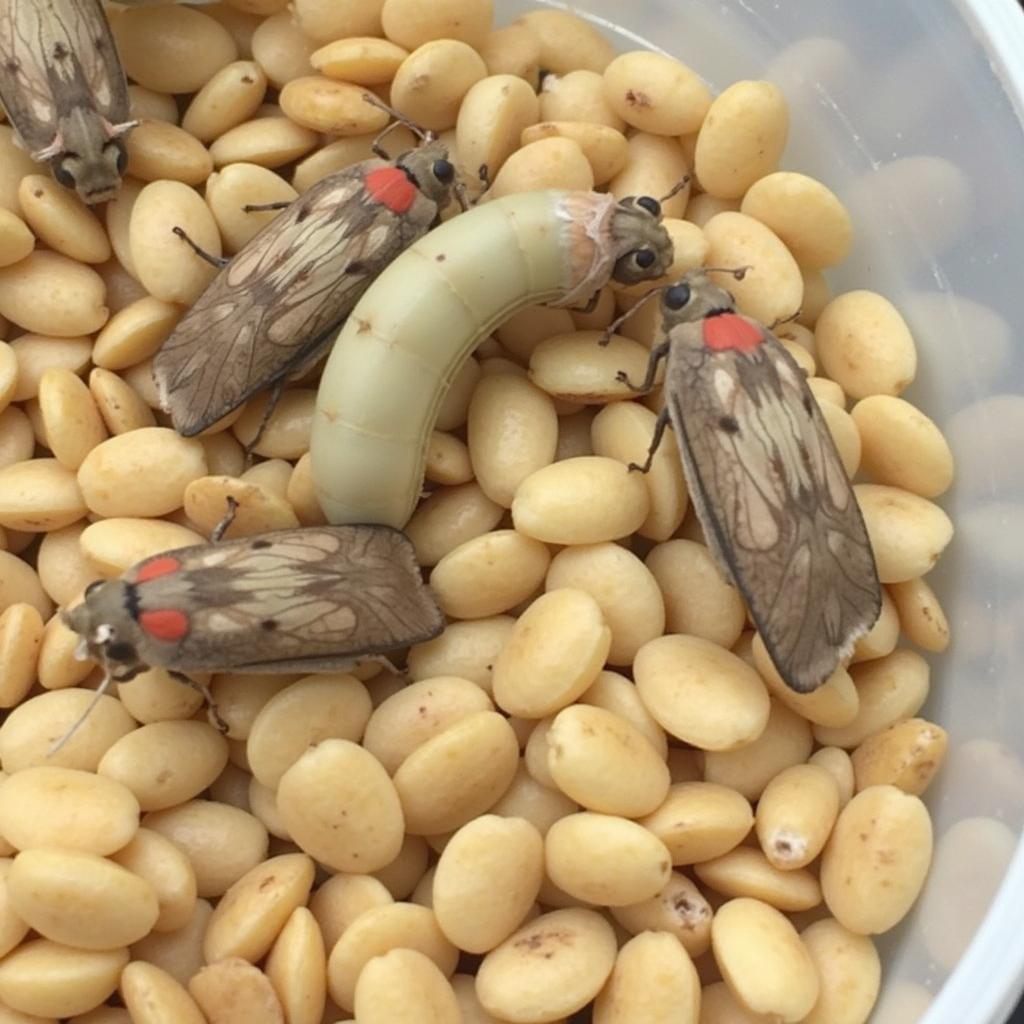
[
  {"left": 135, "top": 555, "right": 183, "bottom": 583},
  {"left": 703, "top": 313, "right": 765, "bottom": 354},
  {"left": 138, "top": 608, "right": 190, "bottom": 643},
  {"left": 364, "top": 166, "right": 418, "bottom": 213}
]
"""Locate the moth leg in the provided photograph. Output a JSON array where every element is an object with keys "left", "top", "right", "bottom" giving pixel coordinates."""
[
  {"left": 242, "top": 379, "right": 285, "bottom": 463},
  {"left": 569, "top": 290, "right": 602, "bottom": 315},
  {"left": 172, "top": 226, "right": 229, "bottom": 269},
  {"left": 616, "top": 341, "right": 670, "bottom": 393},
  {"left": 169, "top": 671, "right": 229, "bottom": 734},
  {"left": 628, "top": 406, "right": 672, "bottom": 474},
  {"left": 243, "top": 201, "right": 292, "bottom": 213},
  {"left": 769, "top": 308, "right": 802, "bottom": 330},
  {"left": 599, "top": 287, "right": 665, "bottom": 346},
  {"left": 210, "top": 496, "right": 240, "bottom": 544}
]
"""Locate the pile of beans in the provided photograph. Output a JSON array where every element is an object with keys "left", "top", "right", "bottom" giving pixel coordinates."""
[{"left": 0, "top": 1, "right": 957, "bottom": 1022}]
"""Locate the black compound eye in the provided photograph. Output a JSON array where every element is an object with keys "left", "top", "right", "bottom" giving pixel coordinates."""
[
  {"left": 115, "top": 145, "right": 128, "bottom": 174},
  {"left": 634, "top": 248, "right": 656, "bottom": 270},
  {"left": 53, "top": 161, "right": 76, "bottom": 189},
  {"left": 105, "top": 640, "right": 138, "bottom": 664},
  {"left": 432, "top": 159, "right": 455, "bottom": 184},
  {"left": 665, "top": 283, "right": 692, "bottom": 310},
  {"left": 85, "top": 579, "right": 104, "bottom": 599},
  {"left": 637, "top": 195, "right": 661, "bottom": 217}
]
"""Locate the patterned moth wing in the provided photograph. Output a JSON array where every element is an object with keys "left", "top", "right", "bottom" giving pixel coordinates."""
[
  {"left": 153, "top": 141, "right": 455, "bottom": 438},
  {"left": 65, "top": 526, "right": 445, "bottom": 676},
  {"left": 655, "top": 274, "right": 880, "bottom": 692},
  {"left": 0, "top": 0, "right": 134, "bottom": 202}
]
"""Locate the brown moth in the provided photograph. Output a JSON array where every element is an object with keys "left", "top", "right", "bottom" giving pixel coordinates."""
[
  {"left": 615, "top": 269, "right": 881, "bottom": 692},
  {"left": 153, "top": 127, "right": 459, "bottom": 441},
  {"left": 63, "top": 524, "right": 444, "bottom": 682},
  {"left": 0, "top": 0, "right": 136, "bottom": 204}
]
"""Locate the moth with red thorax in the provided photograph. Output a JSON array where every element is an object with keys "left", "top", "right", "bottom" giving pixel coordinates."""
[
  {"left": 613, "top": 269, "right": 882, "bottom": 693},
  {"left": 153, "top": 105, "right": 460, "bottom": 441}
]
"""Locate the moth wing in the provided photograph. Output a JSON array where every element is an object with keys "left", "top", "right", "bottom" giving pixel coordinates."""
[
  {"left": 0, "top": 0, "right": 61, "bottom": 152},
  {"left": 63, "top": 0, "right": 131, "bottom": 125},
  {"left": 153, "top": 166, "right": 428, "bottom": 436},
  {"left": 665, "top": 319, "right": 880, "bottom": 692},
  {"left": 132, "top": 526, "right": 444, "bottom": 672}
]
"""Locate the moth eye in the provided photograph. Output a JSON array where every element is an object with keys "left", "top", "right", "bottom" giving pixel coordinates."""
[
  {"left": 53, "top": 161, "right": 76, "bottom": 189},
  {"left": 432, "top": 159, "right": 455, "bottom": 184},
  {"left": 637, "top": 196, "right": 661, "bottom": 218},
  {"left": 665, "top": 283, "right": 692, "bottom": 310},
  {"left": 84, "top": 579, "right": 104, "bottom": 599},
  {"left": 105, "top": 640, "right": 138, "bottom": 664},
  {"left": 114, "top": 146, "right": 128, "bottom": 174},
  {"left": 634, "top": 248, "right": 656, "bottom": 270}
]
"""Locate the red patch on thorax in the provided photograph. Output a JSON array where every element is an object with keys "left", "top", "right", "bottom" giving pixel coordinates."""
[
  {"left": 364, "top": 166, "right": 418, "bottom": 213},
  {"left": 702, "top": 313, "right": 764, "bottom": 354},
  {"left": 138, "top": 608, "right": 190, "bottom": 643},
  {"left": 135, "top": 555, "right": 182, "bottom": 583}
]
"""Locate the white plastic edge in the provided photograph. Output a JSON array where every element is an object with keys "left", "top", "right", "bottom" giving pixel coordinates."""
[{"left": 924, "top": 3, "right": 1024, "bottom": 1020}]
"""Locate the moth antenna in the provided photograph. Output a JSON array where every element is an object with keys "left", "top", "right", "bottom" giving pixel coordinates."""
[
  {"left": 211, "top": 496, "right": 240, "bottom": 544},
  {"left": 769, "top": 308, "right": 803, "bottom": 330},
  {"left": 704, "top": 265, "right": 752, "bottom": 281},
  {"left": 361, "top": 93, "right": 431, "bottom": 143},
  {"left": 658, "top": 175, "right": 691, "bottom": 204},
  {"left": 598, "top": 286, "right": 669, "bottom": 347},
  {"left": 47, "top": 669, "right": 115, "bottom": 757}
]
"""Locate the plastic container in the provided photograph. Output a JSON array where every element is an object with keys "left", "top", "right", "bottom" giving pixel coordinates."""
[{"left": 509, "top": 1, "right": 1024, "bottom": 1020}]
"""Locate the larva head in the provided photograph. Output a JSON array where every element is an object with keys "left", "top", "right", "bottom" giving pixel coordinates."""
[
  {"left": 609, "top": 196, "right": 675, "bottom": 285},
  {"left": 661, "top": 269, "right": 741, "bottom": 327},
  {"left": 396, "top": 139, "right": 457, "bottom": 207},
  {"left": 50, "top": 108, "right": 134, "bottom": 205},
  {"left": 62, "top": 579, "right": 147, "bottom": 676}
]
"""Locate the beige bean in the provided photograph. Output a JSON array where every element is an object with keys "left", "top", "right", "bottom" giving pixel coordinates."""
[
  {"left": 517, "top": 10, "right": 614, "bottom": 74},
  {"left": 363, "top": 676, "right": 491, "bottom": 775},
  {"left": 435, "top": 354, "right": 481, "bottom": 430},
  {"left": 407, "top": 618, "right": 513, "bottom": 695},
  {"left": 0, "top": 550, "right": 49, "bottom": 621},
  {"left": 476, "top": 908, "right": 616, "bottom": 1020},
  {"left": 850, "top": 717, "right": 947, "bottom": 796},
  {"left": 818, "top": 398, "right": 861, "bottom": 477},
  {"left": 292, "top": 0, "right": 384, "bottom": 43},
  {"left": 639, "top": 782, "right": 752, "bottom": 867},
  {"left": 125, "top": 121, "right": 213, "bottom": 186},
  {"left": 433, "top": 815, "right": 543, "bottom": 953},
  {"left": 0, "top": 940, "right": 128, "bottom": 1019},
  {"left": 393, "top": 712, "right": 519, "bottom": 835},
  {"left": 807, "top": 747, "right": 855, "bottom": 810},
  {"left": 645, "top": 540, "right": 746, "bottom": 648},
  {"left": 0, "top": 340, "right": 15, "bottom": 413},
  {"left": 0, "top": 766, "right": 138, "bottom": 855},
  {"left": 0, "top": 860, "right": 35, "bottom": 977},
  {"left": 291, "top": 126, "right": 415, "bottom": 192},
  {"left": 311, "top": 36, "right": 408, "bottom": 85},
  {"left": 489, "top": 137, "right": 594, "bottom": 198},
  {"left": 430, "top": 529, "right": 550, "bottom": 619},
  {"left": 521, "top": 122, "right": 627, "bottom": 186},
  {"left": 608, "top": 132, "right": 690, "bottom": 219},
  {"left": 372, "top": 833, "right": 430, "bottom": 900},
  {"left": 0, "top": 125, "right": 42, "bottom": 218},
  {"left": 281, "top": 451, "right": 323, "bottom": 526},
  {"left": 130, "top": 181, "right": 221, "bottom": 306},
  {"left": 603, "top": 51, "right": 710, "bottom": 136},
  {"left": 390, "top": 40, "right": 487, "bottom": 132},
  {"left": 578, "top": 670, "right": 666, "bottom": 759},
  {"left": 18, "top": 176, "right": 110, "bottom": 264},
  {"left": 80, "top": 518, "right": 202, "bottom": 578},
  {"left": 144, "top": 800, "right": 268, "bottom": 899},
  {"left": 704, "top": 212, "right": 803, "bottom": 326},
  {"left": 799, "top": 267, "right": 832, "bottom": 328},
  {"left": 277, "top": 739, "right": 403, "bottom": 873},
  {"left": 130, "top": 896, "right": 212, "bottom": 986},
  {"left": 212, "top": 673, "right": 302, "bottom": 740},
  {"left": 0, "top": 252, "right": 107, "bottom": 337},
  {"left": 278, "top": 77, "right": 387, "bottom": 137},
  {"left": 104, "top": 177, "right": 143, "bottom": 280},
  {"left": 492, "top": 589, "right": 610, "bottom": 719},
  {"left": 546, "top": 812, "right": 671, "bottom": 906},
  {"left": 424, "top": 431, "right": 472, "bottom": 488},
  {"left": 117, "top": 667, "right": 205, "bottom": 726},
  {"left": 546, "top": 704, "right": 668, "bottom": 817},
  {"left": 703, "top": 700, "right": 814, "bottom": 801},
  {"left": 232, "top": 389, "right": 313, "bottom": 459},
  {"left": 800, "top": 918, "right": 881, "bottom": 1024},
  {"left": 0, "top": 688, "right": 134, "bottom": 773},
  {"left": 383, "top": 0, "right": 490, "bottom": 49},
  {"left": 0, "top": 604, "right": 43, "bottom": 708},
  {"left": 851, "top": 587, "right": 899, "bottom": 663},
  {"left": 851, "top": 395, "right": 953, "bottom": 497},
  {"left": 210, "top": 116, "right": 319, "bottom": 169},
  {"left": 406, "top": 482, "right": 503, "bottom": 567},
  {"left": 121, "top": 961, "right": 206, "bottom": 1024},
  {"left": 89, "top": 368, "right": 156, "bottom": 435},
  {"left": 309, "top": 873, "right": 393, "bottom": 953},
  {"left": 815, "top": 291, "right": 917, "bottom": 398},
  {"left": 491, "top": 761, "right": 577, "bottom": 836},
  {"left": 264, "top": 906, "right": 326, "bottom": 1024},
  {"left": 634, "top": 635, "right": 769, "bottom": 751},
  {"left": 9, "top": 335, "right": 90, "bottom": 405},
  {"left": 353, "top": 948, "right": 460, "bottom": 1024},
  {"left": 0, "top": 208, "right": 33, "bottom": 267},
  {"left": 468, "top": 374, "right": 557, "bottom": 507},
  {"left": 712, "top": 898, "right": 818, "bottom": 1021},
  {"left": 205, "top": 164, "right": 297, "bottom": 255},
  {"left": 513, "top": 456, "right": 649, "bottom": 544},
  {"left": 820, "top": 785, "right": 932, "bottom": 934},
  {"left": 479, "top": 24, "right": 541, "bottom": 86},
  {"left": 251, "top": 12, "right": 315, "bottom": 89},
  {"left": 8, "top": 848, "right": 159, "bottom": 949},
  {"left": 36, "top": 369, "right": 106, "bottom": 471},
  {"left": 497, "top": 306, "right": 574, "bottom": 361},
  {"left": 76, "top": 428, "right": 205, "bottom": 518},
  {"left": 807, "top": 376, "right": 846, "bottom": 410},
  {"left": 755, "top": 763, "right": 839, "bottom": 871},
  {"left": 457, "top": 75, "right": 540, "bottom": 186},
  {"left": 528, "top": 332, "right": 652, "bottom": 404},
  {"left": 110, "top": 828, "right": 197, "bottom": 934},
  {"left": 186, "top": 475, "right": 300, "bottom": 538},
  {"left": 203, "top": 853, "right": 314, "bottom": 964},
  {"left": 182, "top": 60, "right": 268, "bottom": 143},
  {"left": 855, "top": 483, "right": 953, "bottom": 583},
  {"left": 888, "top": 576, "right": 950, "bottom": 652},
  {"left": 128, "top": 83, "right": 180, "bottom": 122},
  {"left": 327, "top": 901, "right": 457, "bottom": 1011},
  {"left": 188, "top": 957, "right": 284, "bottom": 1024},
  {"left": 695, "top": 81, "right": 789, "bottom": 198},
  {"left": 695, "top": 846, "right": 821, "bottom": 913},
  {"left": 92, "top": 298, "right": 182, "bottom": 372},
  {"left": 97, "top": 721, "right": 228, "bottom": 812},
  {"left": 610, "top": 872, "right": 712, "bottom": 958},
  {"left": 37, "top": 607, "right": 93, "bottom": 690},
  {"left": 113, "top": 5, "right": 236, "bottom": 93}
]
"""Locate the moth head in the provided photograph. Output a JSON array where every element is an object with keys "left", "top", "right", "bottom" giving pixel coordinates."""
[
  {"left": 50, "top": 138, "right": 127, "bottom": 206},
  {"left": 398, "top": 140, "right": 457, "bottom": 206},
  {"left": 62, "top": 580, "right": 141, "bottom": 669},
  {"left": 661, "top": 268, "right": 741, "bottom": 326},
  {"left": 610, "top": 196, "right": 675, "bottom": 285}
]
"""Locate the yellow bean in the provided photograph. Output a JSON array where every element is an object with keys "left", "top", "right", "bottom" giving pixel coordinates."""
[
  {"left": 263, "top": 906, "right": 326, "bottom": 1024},
  {"left": 479, "top": 24, "right": 541, "bottom": 86},
  {"left": 311, "top": 37, "right": 408, "bottom": 85},
  {"left": 251, "top": 12, "right": 315, "bottom": 88},
  {"left": 125, "top": 121, "right": 213, "bottom": 186},
  {"left": 187, "top": 957, "right": 285, "bottom": 1024},
  {"left": 120, "top": 961, "right": 206, "bottom": 1024},
  {"left": 0, "top": 604, "right": 42, "bottom": 709},
  {"left": 578, "top": 670, "right": 667, "bottom": 759},
  {"left": 210, "top": 116, "right": 319, "bottom": 168},
  {"left": 391, "top": 40, "right": 487, "bottom": 133},
  {"left": 131, "top": 897, "right": 212, "bottom": 986},
  {"left": 609, "top": 871, "right": 713, "bottom": 958},
  {"left": 353, "top": 948, "right": 461, "bottom": 1024},
  {"left": 489, "top": 137, "right": 594, "bottom": 198},
  {"left": 755, "top": 762, "right": 839, "bottom": 871},
  {"left": 457, "top": 75, "right": 540, "bottom": 185},
  {"left": 603, "top": 51, "right": 711, "bottom": 135},
  {"left": 408, "top": 616, "right": 515, "bottom": 693},
  {"left": 309, "top": 873, "right": 393, "bottom": 954},
  {"left": 0, "top": 208, "right": 33, "bottom": 267},
  {"left": 182, "top": 60, "right": 268, "bottom": 143},
  {"left": 695, "top": 846, "right": 821, "bottom": 912},
  {"left": 0, "top": 252, "right": 107, "bottom": 337},
  {"left": 205, "top": 164, "right": 297, "bottom": 255},
  {"left": 516, "top": 10, "right": 615, "bottom": 74},
  {"left": 888, "top": 576, "right": 950, "bottom": 652},
  {"left": 37, "top": 607, "right": 93, "bottom": 690},
  {"left": 18, "top": 176, "right": 110, "bottom": 265},
  {"left": 639, "top": 782, "right": 753, "bottom": 866},
  {"left": 36, "top": 369, "right": 106, "bottom": 472},
  {"left": 89, "top": 368, "right": 156, "bottom": 435},
  {"left": 406, "top": 483, "right": 503, "bottom": 567},
  {"left": 850, "top": 717, "right": 948, "bottom": 796},
  {"left": 79, "top": 518, "right": 203, "bottom": 578},
  {"left": 800, "top": 918, "right": 881, "bottom": 1024},
  {"left": 851, "top": 586, "right": 900, "bottom": 663},
  {"left": 92, "top": 298, "right": 183, "bottom": 372},
  {"left": 528, "top": 332, "right": 652, "bottom": 404},
  {"left": 109, "top": 827, "right": 197, "bottom": 933},
  {"left": 521, "top": 121, "right": 627, "bottom": 186}
]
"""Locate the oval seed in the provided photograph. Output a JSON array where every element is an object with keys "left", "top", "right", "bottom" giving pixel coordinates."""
[
  {"left": 424, "top": 431, "right": 473, "bottom": 487},
  {"left": 479, "top": 24, "right": 540, "bottom": 85},
  {"left": 182, "top": 60, "right": 268, "bottom": 143},
  {"left": 18, "top": 175, "right": 110, "bottom": 264},
  {"left": 109, "top": 827, "right": 198, "bottom": 933},
  {"left": 131, "top": 896, "right": 212, "bottom": 986},
  {"left": 528, "top": 332, "right": 653, "bottom": 404},
  {"left": 408, "top": 616, "right": 515, "bottom": 693},
  {"left": 603, "top": 51, "right": 711, "bottom": 135},
  {"left": 80, "top": 518, "right": 204, "bottom": 577},
  {"left": 37, "top": 369, "right": 107, "bottom": 472},
  {"left": 391, "top": 40, "right": 488, "bottom": 133},
  {"left": 188, "top": 956, "right": 285, "bottom": 1024},
  {"left": 756, "top": 763, "right": 840, "bottom": 870},
  {"left": 457, "top": 74, "right": 540, "bottom": 185},
  {"left": 382, "top": 0, "right": 492, "bottom": 50},
  {"left": 93, "top": 298, "right": 183, "bottom": 372},
  {"left": 406, "top": 482, "right": 504, "bottom": 568},
  {"left": 888, "top": 576, "right": 950, "bottom": 652},
  {"left": 850, "top": 717, "right": 948, "bottom": 796},
  {"left": 311, "top": 37, "right": 408, "bottom": 85},
  {"left": 0, "top": 208, "right": 33, "bottom": 267},
  {"left": 0, "top": 604, "right": 43, "bottom": 709},
  {"left": 800, "top": 917, "right": 881, "bottom": 1024},
  {"left": 280, "top": 76, "right": 389, "bottom": 135},
  {"left": 694, "top": 846, "right": 822, "bottom": 912},
  {"left": 264, "top": 906, "right": 326, "bottom": 1024},
  {"left": 89, "top": 369, "right": 157, "bottom": 435},
  {"left": 353, "top": 948, "right": 460, "bottom": 1024},
  {"left": 520, "top": 121, "right": 628, "bottom": 186},
  {"left": 309, "top": 874, "right": 393, "bottom": 954},
  {"left": 251, "top": 11, "right": 315, "bottom": 88},
  {"left": 0, "top": 252, "right": 108, "bottom": 337},
  {"left": 210, "top": 116, "right": 319, "bottom": 168},
  {"left": 121, "top": 961, "right": 206, "bottom": 1024},
  {"left": 489, "top": 137, "right": 594, "bottom": 198},
  {"left": 125, "top": 121, "right": 214, "bottom": 186},
  {"left": 610, "top": 872, "right": 713, "bottom": 959}
]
